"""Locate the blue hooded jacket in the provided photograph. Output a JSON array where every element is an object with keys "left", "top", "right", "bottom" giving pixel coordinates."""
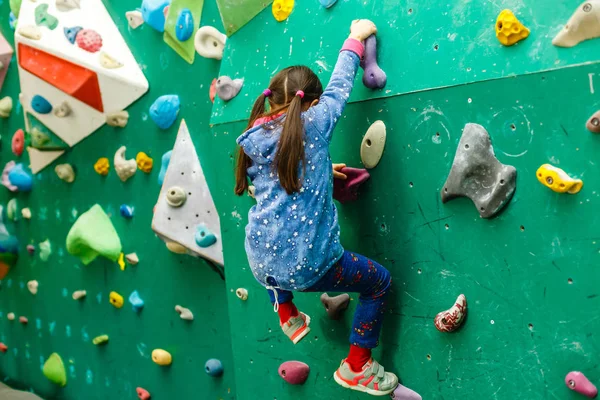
[{"left": 236, "top": 47, "right": 361, "bottom": 291}]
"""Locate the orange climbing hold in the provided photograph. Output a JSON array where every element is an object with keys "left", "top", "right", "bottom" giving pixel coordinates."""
[
  {"left": 94, "top": 157, "right": 110, "bottom": 176},
  {"left": 495, "top": 10, "right": 530, "bottom": 46},
  {"left": 18, "top": 43, "right": 104, "bottom": 112},
  {"left": 0, "top": 342, "right": 7, "bottom": 353}
]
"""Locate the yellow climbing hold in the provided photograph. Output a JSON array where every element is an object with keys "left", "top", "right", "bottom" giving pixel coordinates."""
[
  {"left": 109, "top": 291, "right": 124, "bottom": 308},
  {"left": 94, "top": 157, "right": 110, "bottom": 176},
  {"left": 118, "top": 252, "right": 125, "bottom": 271},
  {"left": 152, "top": 349, "right": 172, "bottom": 366},
  {"left": 272, "top": 0, "right": 294, "bottom": 22},
  {"left": 136, "top": 152, "right": 153, "bottom": 173},
  {"left": 92, "top": 334, "right": 109, "bottom": 345},
  {"left": 536, "top": 164, "right": 583, "bottom": 194},
  {"left": 496, "top": 9, "right": 530, "bottom": 46}
]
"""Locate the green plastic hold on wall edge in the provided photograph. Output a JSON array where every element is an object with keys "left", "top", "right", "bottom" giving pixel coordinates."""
[
  {"left": 163, "top": 0, "right": 205, "bottom": 64},
  {"left": 43, "top": 353, "right": 67, "bottom": 387}
]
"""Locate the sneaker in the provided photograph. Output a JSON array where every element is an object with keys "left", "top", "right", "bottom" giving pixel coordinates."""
[
  {"left": 334, "top": 358, "right": 399, "bottom": 396},
  {"left": 281, "top": 312, "right": 311, "bottom": 344}
]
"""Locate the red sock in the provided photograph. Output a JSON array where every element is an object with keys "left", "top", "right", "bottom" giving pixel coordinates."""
[
  {"left": 346, "top": 345, "right": 372, "bottom": 372},
  {"left": 277, "top": 301, "right": 299, "bottom": 324}
]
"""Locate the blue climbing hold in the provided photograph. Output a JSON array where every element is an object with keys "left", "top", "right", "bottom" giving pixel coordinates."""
[
  {"left": 119, "top": 205, "right": 134, "bottom": 219},
  {"left": 195, "top": 224, "right": 217, "bottom": 248},
  {"left": 8, "top": 164, "right": 33, "bottom": 192},
  {"left": 63, "top": 26, "right": 83, "bottom": 44},
  {"left": 205, "top": 359, "right": 223, "bottom": 377},
  {"left": 175, "top": 8, "right": 194, "bottom": 41},
  {"left": 319, "top": 0, "right": 338, "bottom": 7},
  {"left": 141, "top": 0, "right": 171, "bottom": 32},
  {"left": 9, "top": 12, "right": 17, "bottom": 30},
  {"left": 158, "top": 150, "right": 172, "bottom": 186},
  {"left": 149, "top": 95, "right": 180, "bottom": 130},
  {"left": 128, "top": 290, "right": 144, "bottom": 312},
  {"left": 31, "top": 95, "right": 52, "bottom": 114}
]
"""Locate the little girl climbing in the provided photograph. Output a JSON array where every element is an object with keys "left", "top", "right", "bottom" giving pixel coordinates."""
[{"left": 235, "top": 20, "right": 398, "bottom": 396}]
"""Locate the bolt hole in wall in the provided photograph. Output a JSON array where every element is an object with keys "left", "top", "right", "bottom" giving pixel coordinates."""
[
  {"left": 568, "top": 278, "right": 573, "bottom": 284},
  {"left": 434, "top": 44, "right": 439, "bottom": 51},
  {"left": 520, "top": 225, "right": 525, "bottom": 232},
  {"left": 426, "top": 354, "right": 431, "bottom": 361},
  {"left": 528, "top": 323, "right": 534, "bottom": 330},
  {"left": 445, "top": 224, "right": 449, "bottom": 230},
  {"left": 409, "top": 182, "right": 414, "bottom": 187},
  {"left": 510, "top": 123, "right": 517, "bottom": 131}
]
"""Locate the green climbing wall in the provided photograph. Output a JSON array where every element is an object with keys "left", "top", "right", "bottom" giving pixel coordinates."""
[{"left": 0, "top": 1, "right": 235, "bottom": 399}]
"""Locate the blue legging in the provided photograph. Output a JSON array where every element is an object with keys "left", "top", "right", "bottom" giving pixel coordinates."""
[{"left": 267, "top": 250, "right": 391, "bottom": 348}]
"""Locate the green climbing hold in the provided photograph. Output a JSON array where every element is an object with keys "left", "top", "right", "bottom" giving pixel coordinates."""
[
  {"left": 9, "top": 0, "right": 22, "bottom": 18},
  {"left": 43, "top": 353, "right": 67, "bottom": 387},
  {"left": 30, "top": 128, "right": 50, "bottom": 148},
  {"left": 66, "top": 204, "right": 122, "bottom": 265},
  {"left": 35, "top": 4, "right": 59, "bottom": 30}
]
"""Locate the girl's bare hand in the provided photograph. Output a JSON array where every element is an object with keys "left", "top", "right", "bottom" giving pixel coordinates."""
[{"left": 333, "top": 163, "right": 347, "bottom": 180}]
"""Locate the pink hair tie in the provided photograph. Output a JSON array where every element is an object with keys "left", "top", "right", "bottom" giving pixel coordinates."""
[
  {"left": 263, "top": 89, "right": 272, "bottom": 97},
  {"left": 295, "top": 90, "right": 304, "bottom": 99}
]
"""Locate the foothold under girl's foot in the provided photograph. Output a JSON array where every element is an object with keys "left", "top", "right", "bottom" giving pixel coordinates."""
[
  {"left": 566, "top": 371, "right": 598, "bottom": 398},
  {"left": 391, "top": 384, "right": 422, "bottom": 400}
]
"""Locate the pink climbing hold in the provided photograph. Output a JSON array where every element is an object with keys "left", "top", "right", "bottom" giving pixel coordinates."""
[
  {"left": 12, "top": 129, "right": 24, "bottom": 157},
  {"left": 0, "top": 343, "right": 7, "bottom": 353},
  {"left": 163, "top": 5, "right": 169, "bottom": 20},
  {"left": 19, "top": 316, "right": 28, "bottom": 324},
  {"left": 209, "top": 78, "right": 217, "bottom": 103},
  {"left": 566, "top": 371, "right": 598, "bottom": 398},
  {"left": 278, "top": 361, "right": 309, "bottom": 385},
  {"left": 136, "top": 387, "right": 151, "bottom": 400},
  {"left": 27, "top": 244, "right": 35, "bottom": 255},
  {"left": 333, "top": 167, "right": 370, "bottom": 203},
  {"left": 76, "top": 29, "right": 103, "bottom": 53},
  {"left": 391, "top": 384, "right": 422, "bottom": 400}
]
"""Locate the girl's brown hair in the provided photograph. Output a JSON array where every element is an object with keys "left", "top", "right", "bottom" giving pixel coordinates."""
[{"left": 235, "top": 66, "right": 323, "bottom": 195}]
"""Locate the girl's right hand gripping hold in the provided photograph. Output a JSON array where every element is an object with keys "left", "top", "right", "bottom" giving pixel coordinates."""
[{"left": 349, "top": 19, "right": 378, "bottom": 41}]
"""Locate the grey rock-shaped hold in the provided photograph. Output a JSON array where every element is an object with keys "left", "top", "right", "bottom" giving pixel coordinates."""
[
  {"left": 53, "top": 101, "right": 72, "bottom": 118},
  {"left": 320, "top": 293, "right": 350, "bottom": 320},
  {"left": 441, "top": 123, "right": 517, "bottom": 219},
  {"left": 216, "top": 76, "right": 243, "bottom": 101}
]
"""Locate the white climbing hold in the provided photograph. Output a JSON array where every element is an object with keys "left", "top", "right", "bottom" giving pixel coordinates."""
[
  {"left": 175, "top": 305, "right": 194, "bottom": 320},
  {"left": 236, "top": 288, "right": 248, "bottom": 301},
  {"left": 248, "top": 185, "right": 256, "bottom": 199},
  {"left": 53, "top": 101, "right": 72, "bottom": 118},
  {"left": 360, "top": 120, "right": 386, "bottom": 169},
  {"left": 55, "top": 163, "right": 75, "bottom": 183},
  {"left": 106, "top": 111, "right": 129, "bottom": 127},
  {"left": 166, "top": 241, "right": 187, "bottom": 254},
  {"left": 194, "top": 26, "right": 227, "bottom": 60},
  {"left": 125, "top": 253, "right": 139, "bottom": 265},
  {"left": 7, "top": 312, "right": 15, "bottom": 321},
  {"left": 72, "top": 290, "right": 87, "bottom": 300},
  {"left": 27, "top": 280, "right": 39, "bottom": 295},
  {"left": 126, "top": 10, "right": 144, "bottom": 29},
  {"left": 56, "top": 0, "right": 80, "bottom": 12},
  {"left": 114, "top": 146, "right": 137, "bottom": 182},
  {"left": 39, "top": 239, "right": 52, "bottom": 261},
  {"left": 18, "top": 25, "right": 42, "bottom": 40},
  {"left": 99, "top": 52, "right": 123, "bottom": 69},
  {"left": 553, "top": 1, "right": 600, "bottom": 48},
  {"left": 21, "top": 208, "right": 32, "bottom": 219},
  {"left": 166, "top": 186, "right": 186, "bottom": 207},
  {"left": 0, "top": 96, "right": 13, "bottom": 118}
]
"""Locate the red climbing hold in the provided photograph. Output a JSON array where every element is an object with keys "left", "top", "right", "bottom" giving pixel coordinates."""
[
  {"left": 333, "top": 167, "right": 370, "bottom": 203},
  {"left": 136, "top": 387, "right": 151, "bottom": 400},
  {"left": 76, "top": 29, "right": 103, "bottom": 53},
  {"left": 19, "top": 316, "right": 28, "bottom": 324},
  {"left": 209, "top": 78, "right": 217, "bottom": 103},
  {"left": 0, "top": 343, "right": 7, "bottom": 353},
  {"left": 12, "top": 129, "right": 24, "bottom": 157},
  {"left": 278, "top": 361, "right": 309, "bottom": 385}
]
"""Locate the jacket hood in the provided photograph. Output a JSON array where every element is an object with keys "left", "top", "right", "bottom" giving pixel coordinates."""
[{"left": 236, "top": 118, "right": 284, "bottom": 165}]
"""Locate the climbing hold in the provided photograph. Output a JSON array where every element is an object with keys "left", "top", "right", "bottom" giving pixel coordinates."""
[
  {"left": 39, "top": 239, "right": 52, "bottom": 261},
  {"left": 35, "top": 4, "right": 59, "bottom": 30},
  {"left": 109, "top": 291, "right": 124, "bottom": 308},
  {"left": 129, "top": 290, "right": 145, "bottom": 312},
  {"left": 175, "top": 305, "right": 194, "bottom": 320},
  {"left": 141, "top": 0, "right": 171, "bottom": 32},
  {"left": 536, "top": 164, "right": 583, "bottom": 194},
  {"left": 333, "top": 167, "right": 370, "bottom": 203},
  {"left": 587, "top": 111, "right": 600, "bottom": 133},
  {"left": 361, "top": 120, "right": 386, "bottom": 169},
  {"left": 391, "top": 384, "right": 423, "bottom": 400},
  {"left": 566, "top": 371, "right": 598, "bottom": 398},
  {"left": 92, "top": 335, "right": 109, "bottom": 345},
  {"left": 149, "top": 95, "right": 180, "bottom": 130},
  {"left": 320, "top": 293, "right": 350, "bottom": 320},
  {"left": 120, "top": 205, "right": 135, "bottom": 219},
  {"left": 31, "top": 128, "right": 52, "bottom": 149},
  {"left": 53, "top": 101, "right": 72, "bottom": 118},
  {"left": 0, "top": 96, "right": 13, "bottom": 118},
  {"left": 194, "top": 26, "right": 227, "bottom": 60},
  {"left": 166, "top": 241, "right": 187, "bottom": 254},
  {"left": 0, "top": 343, "right": 7, "bottom": 353},
  {"left": 9, "top": 13, "right": 17, "bottom": 30},
  {"left": 158, "top": 151, "right": 172, "bottom": 186},
  {"left": 441, "top": 123, "right": 517, "bottom": 218},
  {"left": 8, "top": 163, "right": 33, "bottom": 192},
  {"left": 175, "top": 9, "right": 194, "bottom": 41},
  {"left": 136, "top": 152, "right": 153, "bottom": 173},
  {"left": 319, "top": 0, "right": 337, "bottom": 8},
  {"left": 195, "top": 224, "right": 217, "bottom": 248},
  {"left": 9, "top": 0, "right": 21, "bottom": 17},
  {"left": 2, "top": 162, "right": 17, "bottom": 192},
  {"left": 126, "top": 253, "right": 139, "bottom": 265},
  {"left": 118, "top": 252, "right": 126, "bottom": 270},
  {"left": 166, "top": 186, "right": 186, "bottom": 207},
  {"left": 278, "top": 361, "right": 309, "bottom": 385},
  {"left": 66, "top": 204, "right": 123, "bottom": 264},
  {"left": 7, "top": 199, "right": 18, "bottom": 221},
  {"left": 19, "top": 316, "right": 28, "bottom": 324},
  {"left": 554, "top": 1, "right": 600, "bottom": 48},
  {"left": 72, "top": 290, "right": 86, "bottom": 300},
  {"left": 26, "top": 245, "right": 35, "bottom": 255},
  {"left": 248, "top": 185, "right": 256, "bottom": 199},
  {"left": 136, "top": 388, "right": 151, "bottom": 400},
  {"left": 63, "top": 26, "right": 82, "bottom": 44},
  {"left": 360, "top": 35, "right": 387, "bottom": 89},
  {"left": 21, "top": 208, "right": 31, "bottom": 219},
  {"left": 18, "top": 25, "right": 42, "bottom": 40},
  {"left": 43, "top": 353, "right": 67, "bottom": 387},
  {"left": 12, "top": 129, "right": 24, "bottom": 156},
  {"left": 272, "top": 0, "right": 294, "bottom": 21},
  {"left": 99, "top": 52, "right": 123, "bottom": 69},
  {"left": 94, "top": 157, "right": 110, "bottom": 176},
  {"left": 106, "top": 111, "right": 129, "bottom": 128},
  {"left": 55, "top": 164, "right": 75, "bottom": 183},
  {"left": 152, "top": 349, "right": 172, "bottom": 366},
  {"left": 235, "top": 288, "right": 248, "bottom": 301},
  {"left": 216, "top": 77, "right": 243, "bottom": 101},
  {"left": 27, "top": 280, "right": 38, "bottom": 295},
  {"left": 434, "top": 294, "right": 467, "bottom": 333},
  {"left": 114, "top": 146, "right": 137, "bottom": 182},
  {"left": 7, "top": 313, "right": 15, "bottom": 321},
  {"left": 31, "top": 94, "right": 52, "bottom": 114},
  {"left": 56, "top": 0, "right": 80, "bottom": 12},
  {"left": 496, "top": 9, "right": 530, "bottom": 46},
  {"left": 126, "top": 11, "right": 144, "bottom": 29},
  {"left": 205, "top": 359, "right": 223, "bottom": 377},
  {"left": 209, "top": 78, "right": 217, "bottom": 103},
  {"left": 76, "top": 29, "right": 103, "bottom": 53}
]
